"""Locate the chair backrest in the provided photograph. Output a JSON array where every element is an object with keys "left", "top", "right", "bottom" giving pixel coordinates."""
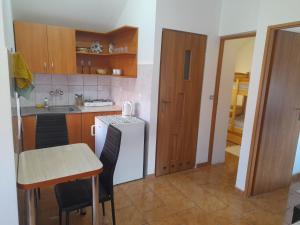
[
  {"left": 100, "top": 125, "right": 122, "bottom": 195},
  {"left": 36, "top": 113, "right": 69, "bottom": 149}
]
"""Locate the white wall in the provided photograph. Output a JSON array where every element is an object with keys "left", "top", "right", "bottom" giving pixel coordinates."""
[
  {"left": 235, "top": 38, "right": 255, "bottom": 73},
  {"left": 111, "top": 0, "right": 157, "bottom": 173},
  {"left": 219, "top": 0, "right": 260, "bottom": 35},
  {"left": 148, "top": 0, "right": 222, "bottom": 174},
  {"left": 212, "top": 38, "right": 254, "bottom": 163},
  {"left": 114, "top": 0, "right": 156, "bottom": 65},
  {"left": 293, "top": 134, "right": 300, "bottom": 175},
  {"left": 219, "top": 0, "right": 300, "bottom": 190},
  {"left": 0, "top": 0, "right": 19, "bottom": 224}
]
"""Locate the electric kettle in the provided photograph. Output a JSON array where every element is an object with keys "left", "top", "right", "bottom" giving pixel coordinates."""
[{"left": 122, "top": 101, "right": 134, "bottom": 117}]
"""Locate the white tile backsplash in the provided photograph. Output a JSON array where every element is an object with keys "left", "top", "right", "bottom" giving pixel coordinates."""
[
  {"left": 83, "top": 85, "right": 98, "bottom": 100},
  {"left": 111, "top": 64, "right": 153, "bottom": 120},
  {"left": 68, "top": 85, "right": 84, "bottom": 105},
  {"left": 35, "top": 84, "right": 54, "bottom": 106},
  {"left": 21, "top": 65, "right": 153, "bottom": 117},
  {"left": 19, "top": 90, "right": 36, "bottom": 107},
  {"left": 68, "top": 75, "right": 83, "bottom": 85},
  {"left": 98, "top": 76, "right": 111, "bottom": 86},
  {"left": 53, "top": 85, "right": 69, "bottom": 105},
  {"left": 98, "top": 86, "right": 111, "bottom": 99},
  {"left": 34, "top": 74, "right": 52, "bottom": 85},
  {"left": 52, "top": 75, "right": 68, "bottom": 85},
  {"left": 83, "top": 75, "right": 98, "bottom": 85}
]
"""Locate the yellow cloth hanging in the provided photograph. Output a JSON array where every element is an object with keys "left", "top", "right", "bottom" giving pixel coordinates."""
[{"left": 12, "top": 53, "right": 33, "bottom": 89}]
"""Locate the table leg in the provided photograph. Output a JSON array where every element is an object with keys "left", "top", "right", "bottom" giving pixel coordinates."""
[
  {"left": 92, "top": 175, "right": 99, "bottom": 225},
  {"left": 26, "top": 189, "right": 36, "bottom": 225}
]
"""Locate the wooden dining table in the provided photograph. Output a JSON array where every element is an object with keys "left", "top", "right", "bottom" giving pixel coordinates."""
[{"left": 18, "top": 143, "right": 103, "bottom": 225}]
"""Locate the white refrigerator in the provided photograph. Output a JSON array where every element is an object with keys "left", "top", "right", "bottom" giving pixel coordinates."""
[{"left": 95, "top": 115, "right": 145, "bottom": 185}]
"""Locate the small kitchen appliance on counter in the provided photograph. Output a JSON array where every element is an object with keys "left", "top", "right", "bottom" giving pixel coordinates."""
[
  {"left": 95, "top": 115, "right": 145, "bottom": 184},
  {"left": 122, "top": 101, "right": 134, "bottom": 117}
]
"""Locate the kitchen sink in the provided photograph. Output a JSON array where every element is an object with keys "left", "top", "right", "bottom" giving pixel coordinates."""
[
  {"left": 20, "top": 105, "right": 82, "bottom": 116},
  {"left": 46, "top": 105, "right": 80, "bottom": 113}
]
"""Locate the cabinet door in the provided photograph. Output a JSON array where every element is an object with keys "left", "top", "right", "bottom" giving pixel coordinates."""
[
  {"left": 66, "top": 114, "right": 82, "bottom": 144},
  {"left": 82, "top": 111, "right": 121, "bottom": 151},
  {"left": 22, "top": 116, "right": 36, "bottom": 151},
  {"left": 47, "top": 25, "right": 76, "bottom": 74},
  {"left": 14, "top": 21, "right": 48, "bottom": 73}
]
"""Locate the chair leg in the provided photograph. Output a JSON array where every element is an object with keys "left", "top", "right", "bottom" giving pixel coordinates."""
[
  {"left": 38, "top": 188, "right": 41, "bottom": 200},
  {"left": 66, "top": 212, "right": 69, "bottom": 225},
  {"left": 101, "top": 202, "right": 105, "bottom": 216},
  {"left": 111, "top": 198, "right": 116, "bottom": 225},
  {"left": 34, "top": 189, "right": 38, "bottom": 208},
  {"left": 59, "top": 209, "right": 62, "bottom": 225}
]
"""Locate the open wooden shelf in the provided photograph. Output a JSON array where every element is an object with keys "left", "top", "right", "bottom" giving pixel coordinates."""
[{"left": 75, "top": 26, "right": 138, "bottom": 78}]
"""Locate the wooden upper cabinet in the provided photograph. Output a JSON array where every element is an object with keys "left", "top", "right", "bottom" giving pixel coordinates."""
[
  {"left": 14, "top": 21, "right": 76, "bottom": 75},
  {"left": 47, "top": 25, "right": 76, "bottom": 74},
  {"left": 14, "top": 21, "right": 48, "bottom": 73}
]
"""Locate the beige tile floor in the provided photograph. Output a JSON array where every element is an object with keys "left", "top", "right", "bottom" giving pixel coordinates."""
[{"left": 19, "top": 160, "right": 300, "bottom": 225}]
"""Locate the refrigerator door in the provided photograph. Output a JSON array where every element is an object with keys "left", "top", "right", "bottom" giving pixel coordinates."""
[
  {"left": 113, "top": 122, "right": 145, "bottom": 184},
  {"left": 95, "top": 117, "right": 108, "bottom": 158}
]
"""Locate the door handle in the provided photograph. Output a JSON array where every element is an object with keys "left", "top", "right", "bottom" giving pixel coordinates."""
[
  {"left": 294, "top": 107, "right": 300, "bottom": 110},
  {"left": 91, "top": 125, "right": 95, "bottom": 136}
]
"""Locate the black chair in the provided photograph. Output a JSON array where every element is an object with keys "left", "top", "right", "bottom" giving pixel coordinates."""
[
  {"left": 55, "top": 125, "right": 122, "bottom": 225},
  {"left": 293, "top": 204, "right": 300, "bottom": 224},
  {"left": 35, "top": 113, "right": 69, "bottom": 200},
  {"left": 36, "top": 113, "right": 69, "bottom": 149}
]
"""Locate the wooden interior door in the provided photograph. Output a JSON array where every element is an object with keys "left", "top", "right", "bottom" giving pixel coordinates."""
[
  {"left": 47, "top": 25, "right": 76, "bottom": 74},
  {"left": 155, "top": 29, "right": 207, "bottom": 176},
  {"left": 14, "top": 21, "right": 48, "bottom": 73},
  {"left": 252, "top": 30, "right": 300, "bottom": 195}
]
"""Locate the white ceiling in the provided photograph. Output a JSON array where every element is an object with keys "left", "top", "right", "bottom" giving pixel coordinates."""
[{"left": 11, "top": 0, "right": 129, "bottom": 32}]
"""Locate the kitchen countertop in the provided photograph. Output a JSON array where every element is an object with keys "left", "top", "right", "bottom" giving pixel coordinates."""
[{"left": 21, "top": 105, "right": 122, "bottom": 116}]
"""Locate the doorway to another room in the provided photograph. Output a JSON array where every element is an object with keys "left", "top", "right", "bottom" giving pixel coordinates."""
[{"left": 209, "top": 33, "right": 256, "bottom": 178}]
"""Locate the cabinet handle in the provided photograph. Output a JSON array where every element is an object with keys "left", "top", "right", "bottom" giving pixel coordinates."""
[
  {"left": 51, "top": 61, "right": 54, "bottom": 68},
  {"left": 91, "top": 125, "right": 95, "bottom": 136}
]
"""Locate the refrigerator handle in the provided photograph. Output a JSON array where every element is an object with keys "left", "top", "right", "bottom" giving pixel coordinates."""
[{"left": 91, "top": 125, "right": 96, "bottom": 137}]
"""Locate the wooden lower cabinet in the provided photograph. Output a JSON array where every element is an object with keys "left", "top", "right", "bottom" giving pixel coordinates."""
[
  {"left": 66, "top": 114, "right": 82, "bottom": 144},
  {"left": 22, "top": 111, "right": 121, "bottom": 151},
  {"left": 82, "top": 111, "right": 121, "bottom": 151},
  {"left": 22, "top": 116, "right": 37, "bottom": 151}
]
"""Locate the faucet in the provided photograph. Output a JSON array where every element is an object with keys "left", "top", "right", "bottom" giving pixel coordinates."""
[{"left": 49, "top": 89, "right": 64, "bottom": 96}]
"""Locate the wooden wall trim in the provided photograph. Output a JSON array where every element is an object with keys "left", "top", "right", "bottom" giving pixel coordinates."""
[
  {"left": 244, "top": 21, "right": 300, "bottom": 197},
  {"left": 220, "top": 31, "right": 256, "bottom": 41},
  {"left": 208, "top": 31, "right": 256, "bottom": 164}
]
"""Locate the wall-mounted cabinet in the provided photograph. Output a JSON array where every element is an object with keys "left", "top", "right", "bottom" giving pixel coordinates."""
[
  {"left": 14, "top": 21, "right": 76, "bottom": 74},
  {"left": 14, "top": 21, "right": 138, "bottom": 78}
]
